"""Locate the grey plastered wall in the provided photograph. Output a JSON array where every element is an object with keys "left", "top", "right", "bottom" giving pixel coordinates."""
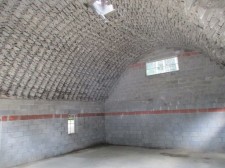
[
  {"left": 105, "top": 49, "right": 225, "bottom": 152},
  {"left": 0, "top": 100, "right": 105, "bottom": 168}
]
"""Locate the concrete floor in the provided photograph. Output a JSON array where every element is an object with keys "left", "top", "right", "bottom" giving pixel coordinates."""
[{"left": 14, "top": 146, "right": 225, "bottom": 168}]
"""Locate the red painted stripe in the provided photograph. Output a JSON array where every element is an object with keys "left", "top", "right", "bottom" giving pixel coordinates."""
[
  {"left": 1, "top": 107, "right": 225, "bottom": 122},
  {"left": 183, "top": 51, "right": 200, "bottom": 57},
  {"left": 9, "top": 115, "right": 20, "bottom": 121},
  {"left": 54, "top": 114, "right": 61, "bottom": 118},
  {"left": 62, "top": 114, "right": 69, "bottom": 118},
  {"left": 129, "top": 62, "right": 145, "bottom": 68},
  {"left": 104, "top": 108, "right": 225, "bottom": 116},
  {"left": 2, "top": 116, "right": 8, "bottom": 121},
  {"left": 77, "top": 113, "right": 105, "bottom": 117},
  {"left": 209, "top": 108, "right": 225, "bottom": 112}
]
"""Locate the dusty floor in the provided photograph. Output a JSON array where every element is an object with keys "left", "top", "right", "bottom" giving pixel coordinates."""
[{"left": 14, "top": 145, "right": 225, "bottom": 168}]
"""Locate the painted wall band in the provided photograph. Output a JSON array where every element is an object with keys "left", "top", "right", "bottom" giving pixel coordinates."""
[{"left": 1, "top": 107, "right": 225, "bottom": 122}]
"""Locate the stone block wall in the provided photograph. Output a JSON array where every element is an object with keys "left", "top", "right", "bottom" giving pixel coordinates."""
[
  {"left": 0, "top": 0, "right": 225, "bottom": 101},
  {"left": 105, "top": 110, "right": 225, "bottom": 152},
  {"left": 105, "top": 49, "right": 225, "bottom": 152},
  {"left": 1, "top": 48, "right": 225, "bottom": 168},
  {"left": 0, "top": 100, "right": 105, "bottom": 168}
]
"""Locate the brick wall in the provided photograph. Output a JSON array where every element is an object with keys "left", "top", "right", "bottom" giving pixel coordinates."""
[
  {"left": 105, "top": 49, "right": 225, "bottom": 152},
  {"left": 1, "top": 48, "right": 225, "bottom": 167},
  {"left": 0, "top": 0, "right": 225, "bottom": 101},
  {"left": 0, "top": 100, "right": 105, "bottom": 168}
]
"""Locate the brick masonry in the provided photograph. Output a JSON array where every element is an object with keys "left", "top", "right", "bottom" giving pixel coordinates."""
[
  {"left": 0, "top": 0, "right": 225, "bottom": 101},
  {"left": 105, "top": 111, "right": 225, "bottom": 152},
  {"left": 0, "top": 0, "right": 225, "bottom": 166},
  {"left": 1, "top": 99, "right": 225, "bottom": 167},
  {"left": 105, "top": 49, "right": 225, "bottom": 152},
  {"left": 0, "top": 100, "right": 105, "bottom": 168}
]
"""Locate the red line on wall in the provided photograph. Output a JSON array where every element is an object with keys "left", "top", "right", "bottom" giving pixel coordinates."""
[
  {"left": 1, "top": 107, "right": 225, "bottom": 122},
  {"left": 2, "top": 116, "right": 8, "bottom": 121},
  {"left": 54, "top": 114, "right": 61, "bottom": 118},
  {"left": 62, "top": 114, "right": 69, "bottom": 118},
  {"left": 129, "top": 62, "right": 145, "bottom": 68},
  {"left": 104, "top": 108, "right": 225, "bottom": 116},
  {"left": 3, "top": 114, "right": 65, "bottom": 122},
  {"left": 77, "top": 113, "right": 105, "bottom": 117},
  {"left": 183, "top": 51, "right": 200, "bottom": 57}
]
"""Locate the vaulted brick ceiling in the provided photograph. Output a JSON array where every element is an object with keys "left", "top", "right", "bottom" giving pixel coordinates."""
[{"left": 0, "top": 0, "right": 225, "bottom": 101}]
